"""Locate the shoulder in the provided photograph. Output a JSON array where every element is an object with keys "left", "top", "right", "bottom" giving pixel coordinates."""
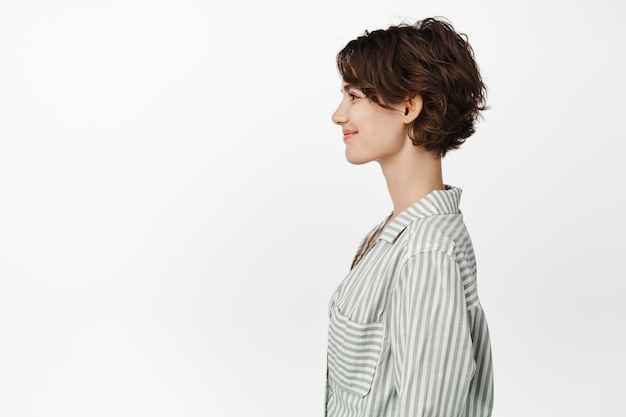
[
  {"left": 395, "top": 213, "right": 480, "bottom": 308},
  {"left": 399, "top": 213, "right": 475, "bottom": 264}
]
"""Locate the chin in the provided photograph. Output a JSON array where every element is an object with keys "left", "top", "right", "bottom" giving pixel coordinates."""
[
  {"left": 345, "top": 151, "right": 374, "bottom": 165},
  {"left": 345, "top": 156, "right": 371, "bottom": 165}
]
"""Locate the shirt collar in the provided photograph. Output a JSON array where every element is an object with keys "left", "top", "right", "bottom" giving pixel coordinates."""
[{"left": 378, "top": 185, "right": 462, "bottom": 243}]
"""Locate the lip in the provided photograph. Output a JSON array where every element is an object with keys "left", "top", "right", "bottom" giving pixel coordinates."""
[{"left": 343, "top": 130, "right": 358, "bottom": 141}]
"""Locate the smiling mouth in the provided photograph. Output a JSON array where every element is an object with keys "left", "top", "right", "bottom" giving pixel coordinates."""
[{"left": 343, "top": 131, "right": 358, "bottom": 141}]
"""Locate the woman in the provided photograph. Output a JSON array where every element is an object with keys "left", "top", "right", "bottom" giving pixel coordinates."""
[{"left": 326, "top": 18, "right": 494, "bottom": 417}]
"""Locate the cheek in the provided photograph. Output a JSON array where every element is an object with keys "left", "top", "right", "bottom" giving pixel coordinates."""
[{"left": 377, "top": 116, "right": 407, "bottom": 143}]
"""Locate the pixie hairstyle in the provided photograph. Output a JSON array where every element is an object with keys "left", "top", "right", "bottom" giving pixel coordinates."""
[{"left": 337, "top": 17, "right": 486, "bottom": 157}]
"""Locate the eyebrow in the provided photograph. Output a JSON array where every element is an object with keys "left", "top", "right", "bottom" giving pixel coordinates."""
[
  {"left": 341, "top": 84, "right": 363, "bottom": 95},
  {"left": 342, "top": 84, "right": 355, "bottom": 93}
]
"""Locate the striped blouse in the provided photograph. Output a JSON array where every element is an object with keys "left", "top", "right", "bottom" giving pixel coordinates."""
[{"left": 325, "top": 186, "right": 493, "bottom": 417}]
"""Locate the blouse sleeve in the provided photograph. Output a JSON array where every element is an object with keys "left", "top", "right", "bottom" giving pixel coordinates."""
[{"left": 389, "top": 250, "right": 476, "bottom": 416}]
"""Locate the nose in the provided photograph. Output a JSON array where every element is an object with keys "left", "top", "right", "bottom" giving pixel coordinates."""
[{"left": 331, "top": 101, "right": 347, "bottom": 125}]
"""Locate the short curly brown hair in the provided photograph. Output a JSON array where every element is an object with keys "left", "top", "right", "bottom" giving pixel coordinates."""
[{"left": 337, "top": 17, "right": 487, "bottom": 157}]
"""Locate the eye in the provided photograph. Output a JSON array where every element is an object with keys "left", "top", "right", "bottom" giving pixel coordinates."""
[{"left": 349, "top": 93, "right": 360, "bottom": 101}]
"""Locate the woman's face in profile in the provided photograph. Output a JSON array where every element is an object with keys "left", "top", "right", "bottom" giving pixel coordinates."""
[{"left": 332, "top": 82, "right": 408, "bottom": 165}]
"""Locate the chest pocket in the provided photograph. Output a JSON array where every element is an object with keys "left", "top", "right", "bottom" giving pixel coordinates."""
[{"left": 327, "top": 306, "right": 385, "bottom": 397}]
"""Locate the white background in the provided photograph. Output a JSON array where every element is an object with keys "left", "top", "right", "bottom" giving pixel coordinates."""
[{"left": 1, "top": 0, "right": 625, "bottom": 416}]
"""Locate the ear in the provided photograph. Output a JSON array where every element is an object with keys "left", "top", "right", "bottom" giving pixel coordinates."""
[{"left": 402, "top": 95, "right": 423, "bottom": 124}]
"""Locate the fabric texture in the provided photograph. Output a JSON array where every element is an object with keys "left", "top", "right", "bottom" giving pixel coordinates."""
[{"left": 325, "top": 185, "right": 493, "bottom": 417}]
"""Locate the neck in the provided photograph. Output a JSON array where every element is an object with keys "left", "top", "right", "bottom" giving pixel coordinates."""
[{"left": 378, "top": 142, "right": 445, "bottom": 221}]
